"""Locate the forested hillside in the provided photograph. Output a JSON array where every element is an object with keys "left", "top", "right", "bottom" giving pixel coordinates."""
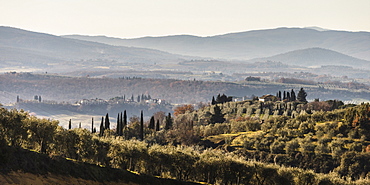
[{"left": 2, "top": 95, "right": 370, "bottom": 184}]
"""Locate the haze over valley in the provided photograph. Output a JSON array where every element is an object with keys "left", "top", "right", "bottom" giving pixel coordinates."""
[
  {"left": 1, "top": 26, "right": 370, "bottom": 129},
  {"left": 2, "top": 0, "right": 370, "bottom": 184}
]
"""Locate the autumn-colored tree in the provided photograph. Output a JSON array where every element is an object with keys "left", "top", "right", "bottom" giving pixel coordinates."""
[{"left": 174, "top": 104, "right": 194, "bottom": 117}]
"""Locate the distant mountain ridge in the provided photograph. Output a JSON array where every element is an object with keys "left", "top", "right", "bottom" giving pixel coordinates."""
[
  {"left": 1, "top": 26, "right": 370, "bottom": 73},
  {"left": 63, "top": 27, "right": 370, "bottom": 61},
  {"left": 0, "top": 26, "right": 188, "bottom": 72}
]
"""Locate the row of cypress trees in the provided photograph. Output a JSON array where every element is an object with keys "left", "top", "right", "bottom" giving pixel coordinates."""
[
  {"left": 68, "top": 110, "right": 174, "bottom": 141},
  {"left": 276, "top": 88, "right": 307, "bottom": 102}
]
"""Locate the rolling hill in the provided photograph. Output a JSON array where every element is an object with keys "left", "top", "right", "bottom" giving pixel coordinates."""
[
  {"left": 0, "top": 145, "right": 200, "bottom": 185},
  {"left": 63, "top": 27, "right": 370, "bottom": 61},
  {"left": 1, "top": 72, "right": 369, "bottom": 106},
  {"left": 247, "top": 48, "right": 370, "bottom": 69},
  {"left": 0, "top": 26, "right": 188, "bottom": 73}
]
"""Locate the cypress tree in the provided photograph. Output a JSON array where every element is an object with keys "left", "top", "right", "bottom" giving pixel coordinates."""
[
  {"left": 216, "top": 94, "right": 221, "bottom": 103},
  {"left": 287, "top": 92, "right": 291, "bottom": 101},
  {"left": 68, "top": 119, "right": 72, "bottom": 129},
  {"left": 156, "top": 119, "right": 160, "bottom": 131},
  {"left": 79, "top": 122, "right": 81, "bottom": 128},
  {"left": 220, "top": 94, "right": 226, "bottom": 103},
  {"left": 278, "top": 91, "right": 282, "bottom": 100},
  {"left": 123, "top": 110, "right": 127, "bottom": 138},
  {"left": 116, "top": 113, "right": 120, "bottom": 135},
  {"left": 91, "top": 117, "right": 94, "bottom": 133},
  {"left": 105, "top": 113, "right": 110, "bottom": 130},
  {"left": 283, "top": 91, "right": 286, "bottom": 100},
  {"left": 291, "top": 89, "right": 296, "bottom": 101},
  {"left": 211, "top": 96, "right": 216, "bottom": 105},
  {"left": 139, "top": 110, "right": 144, "bottom": 140},
  {"left": 149, "top": 116, "right": 155, "bottom": 129},
  {"left": 164, "top": 113, "right": 173, "bottom": 130},
  {"left": 99, "top": 116, "right": 104, "bottom": 136},
  {"left": 119, "top": 112, "right": 123, "bottom": 136}
]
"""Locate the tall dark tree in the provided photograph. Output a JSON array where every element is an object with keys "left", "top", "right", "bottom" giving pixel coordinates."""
[
  {"left": 216, "top": 94, "right": 221, "bottom": 103},
  {"left": 216, "top": 93, "right": 232, "bottom": 104},
  {"left": 79, "top": 122, "right": 81, "bottom": 128},
  {"left": 99, "top": 116, "right": 104, "bottom": 136},
  {"left": 283, "top": 91, "right": 286, "bottom": 100},
  {"left": 149, "top": 116, "right": 155, "bottom": 129},
  {"left": 297, "top": 88, "right": 308, "bottom": 103},
  {"left": 38, "top": 95, "right": 42, "bottom": 102},
  {"left": 139, "top": 110, "right": 144, "bottom": 140},
  {"left": 123, "top": 110, "right": 127, "bottom": 138},
  {"left": 220, "top": 94, "right": 228, "bottom": 103},
  {"left": 119, "top": 112, "right": 123, "bottom": 136},
  {"left": 165, "top": 113, "right": 173, "bottom": 130},
  {"left": 16, "top": 95, "right": 20, "bottom": 103},
  {"left": 211, "top": 96, "right": 216, "bottom": 105},
  {"left": 287, "top": 92, "right": 291, "bottom": 101},
  {"left": 210, "top": 104, "right": 225, "bottom": 124},
  {"left": 91, "top": 117, "right": 94, "bottom": 133},
  {"left": 156, "top": 119, "right": 160, "bottom": 131},
  {"left": 116, "top": 113, "right": 120, "bottom": 135},
  {"left": 278, "top": 91, "right": 282, "bottom": 100},
  {"left": 105, "top": 113, "right": 110, "bottom": 130},
  {"left": 68, "top": 119, "right": 72, "bottom": 129},
  {"left": 137, "top": 95, "right": 141, "bottom": 102},
  {"left": 291, "top": 89, "right": 296, "bottom": 101}
]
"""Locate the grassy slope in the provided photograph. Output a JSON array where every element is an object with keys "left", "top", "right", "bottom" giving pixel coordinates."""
[{"left": 0, "top": 146, "right": 201, "bottom": 185}]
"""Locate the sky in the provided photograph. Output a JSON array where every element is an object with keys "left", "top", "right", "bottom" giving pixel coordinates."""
[{"left": 1, "top": 0, "right": 370, "bottom": 38}]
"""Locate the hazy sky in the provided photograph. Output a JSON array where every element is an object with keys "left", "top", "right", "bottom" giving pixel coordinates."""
[{"left": 1, "top": 0, "right": 369, "bottom": 38}]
